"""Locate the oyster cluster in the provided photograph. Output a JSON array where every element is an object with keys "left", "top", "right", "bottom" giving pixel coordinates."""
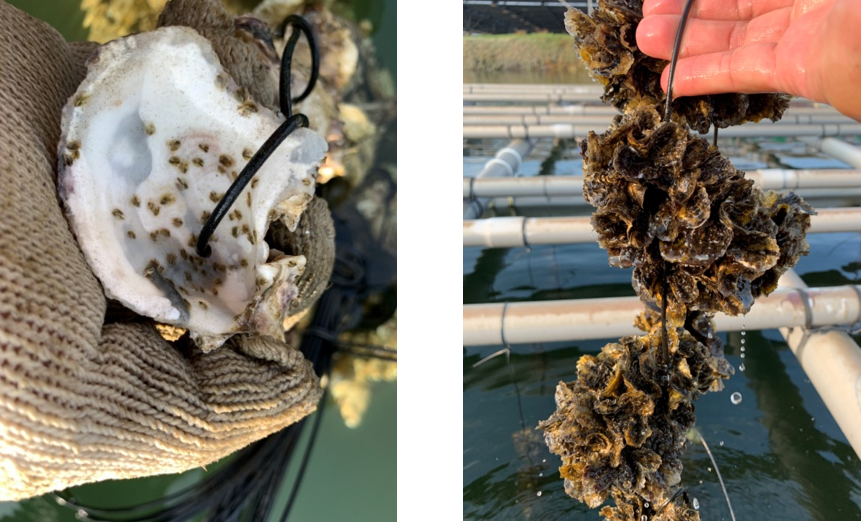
[
  {"left": 564, "top": 0, "right": 791, "bottom": 133},
  {"left": 541, "top": 1, "right": 814, "bottom": 519},
  {"left": 585, "top": 105, "right": 815, "bottom": 324},
  {"left": 540, "top": 311, "right": 726, "bottom": 520}
]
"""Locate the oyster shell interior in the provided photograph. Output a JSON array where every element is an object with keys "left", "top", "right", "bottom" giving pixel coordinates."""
[{"left": 58, "top": 26, "right": 327, "bottom": 350}]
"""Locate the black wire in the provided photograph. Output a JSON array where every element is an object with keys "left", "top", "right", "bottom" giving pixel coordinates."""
[
  {"left": 664, "top": 0, "right": 698, "bottom": 121},
  {"left": 196, "top": 113, "right": 307, "bottom": 257},
  {"left": 661, "top": 266, "right": 669, "bottom": 367},
  {"left": 196, "top": 15, "right": 319, "bottom": 258},
  {"left": 278, "top": 15, "right": 319, "bottom": 115}
]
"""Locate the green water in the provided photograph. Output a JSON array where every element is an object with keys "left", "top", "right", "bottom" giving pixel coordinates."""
[{"left": 2, "top": 1, "right": 396, "bottom": 521}]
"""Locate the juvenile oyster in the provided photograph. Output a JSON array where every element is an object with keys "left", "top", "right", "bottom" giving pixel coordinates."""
[
  {"left": 58, "top": 26, "right": 327, "bottom": 351},
  {"left": 564, "top": 0, "right": 791, "bottom": 133}
]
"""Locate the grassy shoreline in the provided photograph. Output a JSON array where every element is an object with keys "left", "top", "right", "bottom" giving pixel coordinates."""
[{"left": 463, "top": 33, "right": 584, "bottom": 73}]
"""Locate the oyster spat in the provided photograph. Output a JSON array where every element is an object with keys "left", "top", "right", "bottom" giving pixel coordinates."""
[
  {"left": 539, "top": 310, "right": 726, "bottom": 520},
  {"left": 58, "top": 26, "right": 327, "bottom": 351},
  {"left": 581, "top": 105, "right": 815, "bottom": 324},
  {"left": 564, "top": 1, "right": 791, "bottom": 133}
]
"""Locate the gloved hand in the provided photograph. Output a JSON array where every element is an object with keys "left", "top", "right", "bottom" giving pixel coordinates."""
[{"left": 0, "top": 0, "right": 334, "bottom": 501}]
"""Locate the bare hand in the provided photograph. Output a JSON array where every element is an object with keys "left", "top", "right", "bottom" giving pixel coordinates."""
[{"left": 636, "top": 0, "right": 861, "bottom": 120}]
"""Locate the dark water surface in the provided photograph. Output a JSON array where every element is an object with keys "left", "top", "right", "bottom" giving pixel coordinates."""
[
  {"left": 463, "top": 120, "right": 861, "bottom": 519},
  {"left": 464, "top": 227, "right": 861, "bottom": 520}
]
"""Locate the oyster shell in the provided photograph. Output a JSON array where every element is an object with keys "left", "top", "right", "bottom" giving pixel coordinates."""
[
  {"left": 583, "top": 105, "right": 816, "bottom": 320},
  {"left": 58, "top": 26, "right": 327, "bottom": 351},
  {"left": 539, "top": 310, "right": 724, "bottom": 520}
]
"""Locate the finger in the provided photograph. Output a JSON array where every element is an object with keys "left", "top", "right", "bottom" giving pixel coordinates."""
[
  {"left": 643, "top": 0, "right": 793, "bottom": 21},
  {"left": 637, "top": 9, "right": 791, "bottom": 60},
  {"left": 659, "top": 43, "right": 780, "bottom": 96}
]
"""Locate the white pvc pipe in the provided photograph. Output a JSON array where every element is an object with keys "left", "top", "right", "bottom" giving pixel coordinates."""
[
  {"left": 463, "top": 115, "right": 616, "bottom": 127},
  {"left": 462, "top": 113, "right": 856, "bottom": 127},
  {"left": 463, "top": 83, "right": 603, "bottom": 93},
  {"left": 482, "top": 189, "right": 861, "bottom": 209},
  {"left": 463, "top": 171, "right": 861, "bottom": 198},
  {"left": 464, "top": 139, "right": 535, "bottom": 219},
  {"left": 462, "top": 280, "right": 861, "bottom": 345},
  {"left": 464, "top": 105, "right": 624, "bottom": 116},
  {"left": 463, "top": 122, "right": 861, "bottom": 139},
  {"left": 777, "top": 270, "right": 861, "bottom": 459},
  {"left": 463, "top": 104, "right": 839, "bottom": 116},
  {"left": 463, "top": 93, "right": 605, "bottom": 104},
  {"left": 809, "top": 137, "right": 861, "bottom": 168},
  {"left": 464, "top": 216, "right": 597, "bottom": 247},
  {"left": 463, "top": 176, "right": 584, "bottom": 198},
  {"left": 463, "top": 208, "right": 861, "bottom": 247}
]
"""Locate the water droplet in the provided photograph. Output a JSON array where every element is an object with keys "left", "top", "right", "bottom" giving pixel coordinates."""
[
  {"left": 641, "top": 516, "right": 648, "bottom": 521},
  {"left": 719, "top": 441, "right": 724, "bottom": 446},
  {"left": 539, "top": 472, "right": 543, "bottom": 477},
  {"left": 799, "top": 428, "right": 803, "bottom": 432},
  {"left": 811, "top": 417, "right": 815, "bottom": 422},
  {"left": 741, "top": 338, "right": 745, "bottom": 345},
  {"left": 537, "top": 491, "right": 543, "bottom": 497},
  {"left": 708, "top": 332, "right": 713, "bottom": 339},
  {"left": 741, "top": 331, "right": 746, "bottom": 336},
  {"left": 693, "top": 498, "right": 700, "bottom": 510},
  {"left": 739, "top": 363, "right": 746, "bottom": 371},
  {"left": 731, "top": 392, "right": 743, "bottom": 404},
  {"left": 708, "top": 467, "right": 712, "bottom": 472},
  {"left": 699, "top": 480, "right": 703, "bottom": 484},
  {"left": 644, "top": 502, "right": 650, "bottom": 508},
  {"left": 740, "top": 353, "right": 745, "bottom": 358},
  {"left": 740, "top": 345, "right": 745, "bottom": 351},
  {"left": 542, "top": 459, "right": 546, "bottom": 463}
]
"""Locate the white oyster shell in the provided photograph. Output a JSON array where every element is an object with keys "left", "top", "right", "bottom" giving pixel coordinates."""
[{"left": 58, "top": 26, "right": 327, "bottom": 351}]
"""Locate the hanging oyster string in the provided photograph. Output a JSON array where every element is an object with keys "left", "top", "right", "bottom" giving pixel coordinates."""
[
  {"left": 539, "top": 1, "right": 815, "bottom": 520},
  {"left": 58, "top": 17, "right": 328, "bottom": 351}
]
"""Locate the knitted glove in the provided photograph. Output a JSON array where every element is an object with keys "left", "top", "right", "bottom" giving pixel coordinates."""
[{"left": 0, "top": 0, "right": 333, "bottom": 501}]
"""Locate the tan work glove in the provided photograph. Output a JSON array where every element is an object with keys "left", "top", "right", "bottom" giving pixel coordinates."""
[{"left": 0, "top": 0, "right": 334, "bottom": 500}]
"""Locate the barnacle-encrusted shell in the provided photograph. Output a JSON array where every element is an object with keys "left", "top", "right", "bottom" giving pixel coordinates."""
[
  {"left": 58, "top": 26, "right": 327, "bottom": 351},
  {"left": 564, "top": 0, "right": 791, "bottom": 133}
]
